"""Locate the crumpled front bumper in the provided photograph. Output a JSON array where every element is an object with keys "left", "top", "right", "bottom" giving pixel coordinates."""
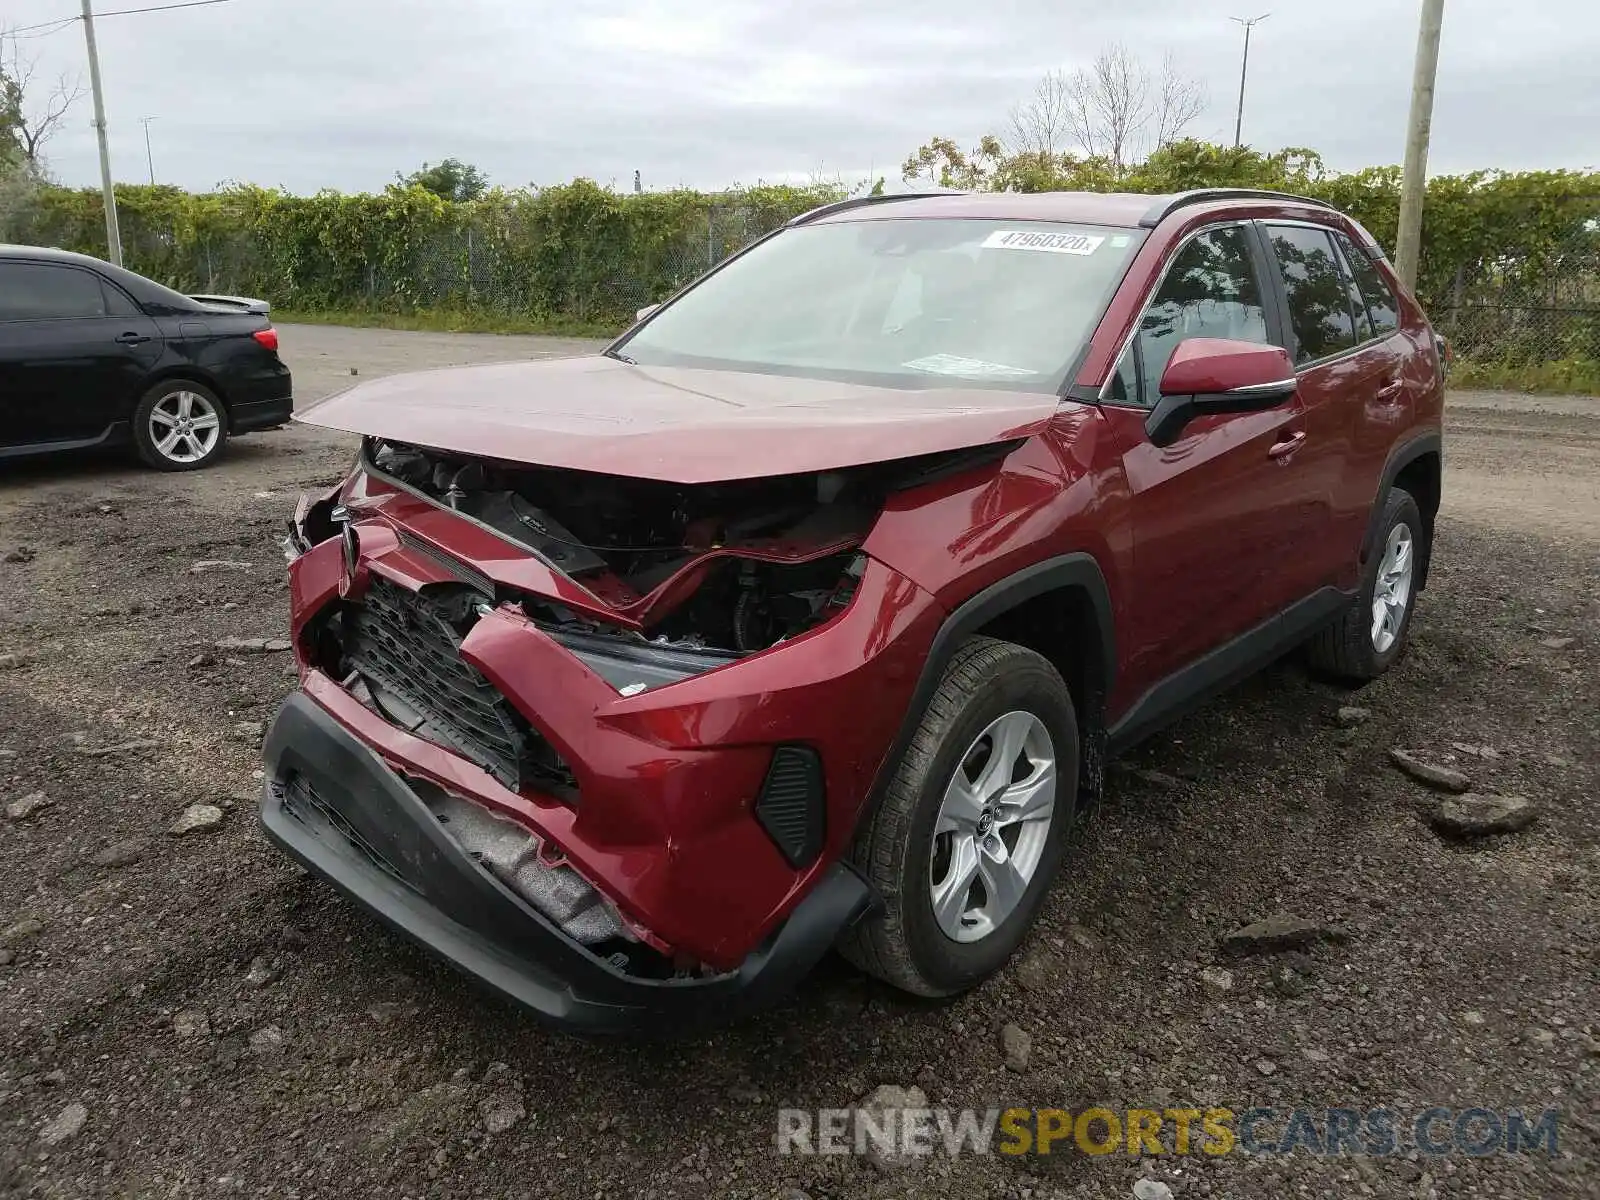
[{"left": 260, "top": 691, "right": 876, "bottom": 1033}]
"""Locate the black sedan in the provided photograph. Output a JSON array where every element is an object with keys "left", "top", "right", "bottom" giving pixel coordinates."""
[{"left": 0, "top": 245, "right": 292, "bottom": 471}]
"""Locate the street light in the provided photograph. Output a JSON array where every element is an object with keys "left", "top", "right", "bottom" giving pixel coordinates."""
[
  {"left": 1230, "top": 13, "right": 1270, "bottom": 148},
  {"left": 139, "top": 116, "right": 158, "bottom": 184}
]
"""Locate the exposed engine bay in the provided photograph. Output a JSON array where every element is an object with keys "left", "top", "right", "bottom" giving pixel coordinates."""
[{"left": 365, "top": 437, "right": 1007, "bottom": 657}]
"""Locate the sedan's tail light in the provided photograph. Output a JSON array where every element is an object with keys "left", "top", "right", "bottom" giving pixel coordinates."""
[{"left": 253, "top": 328, "right": 280, "bottom": 352}]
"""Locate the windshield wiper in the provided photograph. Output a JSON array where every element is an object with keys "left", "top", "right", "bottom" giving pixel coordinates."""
[{"left": 604, "top": 348, "right": 637, "bottom": 365}]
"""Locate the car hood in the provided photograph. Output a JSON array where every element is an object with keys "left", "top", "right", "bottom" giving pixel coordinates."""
[{"left": 295, "top": 355, "right": 1063, "bottom": 482}]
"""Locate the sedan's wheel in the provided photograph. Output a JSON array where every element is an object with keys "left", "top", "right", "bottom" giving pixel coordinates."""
[
  {"left": 840, "top": 636, "right": 1078, "bottom": 997},
  {"left": 1307, "top": 486, "right": 1425, "bottom": 680},
  {"left": 133, "top": 381, "right": 228, "bottom": 471}
]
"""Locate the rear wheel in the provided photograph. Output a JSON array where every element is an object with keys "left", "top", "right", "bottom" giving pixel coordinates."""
[
  {"left": 1307, "top": 487, "right": 1424, "bottom": 680},
  {"left": 840, "top": 637, "right": 1078, "bottom": 996},
  {"left": 133, "top": 380, "right": 228, "bottom": 471}
]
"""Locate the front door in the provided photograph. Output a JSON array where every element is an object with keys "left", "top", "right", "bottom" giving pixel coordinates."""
[
  {"left": 1101, "top": 221, "right": 1328, "bottom": 707},
  {"left": 0, "top": 261, "right": 163, "bottom": 450}
]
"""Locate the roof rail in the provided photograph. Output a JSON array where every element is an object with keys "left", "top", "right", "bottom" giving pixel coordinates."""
[
  {"left": 786, "top": 190, "right": 965, "bottom": 226},
  {"left": 1138, "top": 188, "right": 1335, "bottom": 228}
]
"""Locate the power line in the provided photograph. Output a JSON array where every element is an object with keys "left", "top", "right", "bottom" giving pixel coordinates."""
[{"left": 7, "top": 0, "right": 244, "bottom": 37}]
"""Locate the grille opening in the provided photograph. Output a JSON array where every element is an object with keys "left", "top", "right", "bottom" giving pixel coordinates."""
[{"left": 328, "top": 576, "right": 578, "bottom": 800}]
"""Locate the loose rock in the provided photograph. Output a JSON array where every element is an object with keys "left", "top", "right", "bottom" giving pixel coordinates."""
[
  {"left": 2, "top": 916, "right": 45, "bottom": 946},
  {"left": 190, "top": 560, "right": 254, "bottom": 574},
  {"left": 1429, "top": 793, "right": 1538, "bottom": 838},
  {"left": 248, "top": 1025, "right": 285, "bottom": 1054},
  {"left": 39, "top": 1101, "right": 87, "bottom": 1146},
  {"left": 2, "top": 547, "right": 35, "bottom": 563},
  {"left": 0, "top": 652, "right": 32, "bottom": 670},
  {"left": 173, "top": 1009, "right": 211, "bottom": 1038},
  {"left": 169, "top": 803, "right": 225, "bottom": 836},
  {"left": 230, "top": 721, "right": 265, "bottom": 746},
  {"left": 479, "top": 1090, "right": 527, "bottom": 1134},
  {"left": 91, "top": 838, "right": 145, "bottom": 867},
  {"left": 215, "top": 637, "right": 268, "bottom": 653},
  {"left": 1221, "top": 914, "right": 1331, "bottom": 954},
  {"left": 1132, "top": 768, "right": 1183, "bottom": 790},
  {"left": 1256, "top": 1058, "right": 1277, "bottom": 1076},
  {"left": 1335, "top": 705, "right": 1371, "bottom": 728},
  {"left": 853, "top": 1084, "right": 929, "bottom": 1170},
  {"left": 5, "top": 791, "right": 50, "bottom": 821},
  {"left": 1389, "top": 748, "right": 1471, "bottom": 792},
  {"left": 1001, "top": 1023, "right": 1032, "bottom": 1072},
  {"left": 245, "top": 955, "right": 276, "bottom": 987},
  {"left": 1539, "top": 636, "right": 1575, "bottom": 650},
  {"left": 1199, "top": 967, "right": 1235, "bottom": 993},
  {"left": 1132, "top": 1182, "right": 1174, "bottom": 1200},
  {"left": 187, "top": 653, "right": 215, "bottom": 669}
]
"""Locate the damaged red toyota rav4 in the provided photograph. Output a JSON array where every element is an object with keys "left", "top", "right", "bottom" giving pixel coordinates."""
[{"left": 263, "top": 189, "right": 1443, "bottom": 1031}]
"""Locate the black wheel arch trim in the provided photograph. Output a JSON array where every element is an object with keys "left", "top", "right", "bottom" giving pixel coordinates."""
[
  {"left": 1361, "top": 430, "right": 1441, "bottom": 578},
  {"left": 857, "top": 552, "right": 1116, "bottom": 827}
]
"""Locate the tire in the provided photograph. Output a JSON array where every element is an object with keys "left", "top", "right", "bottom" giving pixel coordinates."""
[
  {"left": 840, "top": 636, "right": 1078, "bottom": 996},
  {"left": 1306, "top": 487, "right": 1425, "bottom": 681},
  {"left": 133, "top": 380, "right": 228, "bottom": 471}
]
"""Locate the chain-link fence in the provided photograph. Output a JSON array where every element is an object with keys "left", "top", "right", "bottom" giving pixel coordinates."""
[
  {"left": 1423, "top": 207, "right": 1600, "bottom": 371},
  {"left": 6, "top": 181, "right": 1599, "bottom": 382}
]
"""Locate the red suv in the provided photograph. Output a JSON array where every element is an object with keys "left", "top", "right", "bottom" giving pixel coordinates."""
[{"left": 265, "top": 189, "right": 1442, "bottom": 1031}]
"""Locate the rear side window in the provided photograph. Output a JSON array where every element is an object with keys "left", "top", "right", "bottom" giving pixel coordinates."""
[
  {"left": 0, "top": 262, "right": 109, "bottom": 321},
  {"left": 1266, "top": 225, "right": 1357, "bottom": 362},
  {"left": 1335, "top": 232, "right": 1400, "bottom": 337},
  {"left": 1110, "top": 224, "right": 1269, "bottom": 408}
]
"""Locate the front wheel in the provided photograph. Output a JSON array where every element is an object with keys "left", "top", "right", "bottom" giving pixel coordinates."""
[
  {"left": 1307, "top": 487, "right": 1425, "bottom": 680},
  {"left": 133, "top": 380, "right": 228, "bottom": 471},
  {"left": 840, "top": 637, "right": 1078, "bottom": 996}
]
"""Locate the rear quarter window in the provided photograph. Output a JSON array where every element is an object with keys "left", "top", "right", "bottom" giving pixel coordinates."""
[{"left": 1265, "top": 225, "right": 1358, "bottom": 362}]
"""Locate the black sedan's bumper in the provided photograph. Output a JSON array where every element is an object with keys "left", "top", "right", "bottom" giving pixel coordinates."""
[{"left": 258, "top": 692, "right": 874, "bottom": 1033}]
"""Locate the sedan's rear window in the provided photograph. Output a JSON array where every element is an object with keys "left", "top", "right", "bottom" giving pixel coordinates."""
[{"left": 617, "top": 218, "right": 1145, "bottom": 391}]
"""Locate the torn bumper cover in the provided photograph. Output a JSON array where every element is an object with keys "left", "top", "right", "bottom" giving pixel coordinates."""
[{"left": 260, "top": 692, "right": 876, "bottom": 1032}]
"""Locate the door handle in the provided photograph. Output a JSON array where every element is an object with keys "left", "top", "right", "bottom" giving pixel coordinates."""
[
  {"left": 115, "top": 332, "right": 151, "bottom": 345},
  {"left": 1268, "top": 430, "right": 1308, "bottom": 459},
  {"left": 1375, "top": 377, "right": 1404, "bottom": 401}
]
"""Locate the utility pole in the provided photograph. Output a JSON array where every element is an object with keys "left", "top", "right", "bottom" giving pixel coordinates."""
[
  {"left": 1394, "top": 0, "right": 1445, "bottom": 292},
  {"left": 80, "top": 0, "right": 122, "bottom": 266},
  {"left": 1230, "top": 13, "right": 1270, "bottom": 148},
  {"left": 140, "top": 116, "right": 157, "bottom": 184}
]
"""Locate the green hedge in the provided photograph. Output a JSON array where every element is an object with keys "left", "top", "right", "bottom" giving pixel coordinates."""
[{"left": 7, "top": 150, "right": 1598, "bottom": 381}]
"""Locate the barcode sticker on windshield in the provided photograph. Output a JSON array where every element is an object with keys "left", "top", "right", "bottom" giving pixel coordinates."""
[{"left": 981, "top": 229, "right": 1105, "bottom": 255}]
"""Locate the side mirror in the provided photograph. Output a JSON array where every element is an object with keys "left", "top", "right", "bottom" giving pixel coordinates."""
[
  {"left": 635, "top": 303, "right": 660, "bottom": 323},
  {"left": 1146, "top": 338, "right": 1298, "bottom": 447}
]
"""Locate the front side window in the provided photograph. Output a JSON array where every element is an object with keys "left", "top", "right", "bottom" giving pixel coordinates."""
[
  {"left": 617, "top": 219, "right": 1145, "bottom": 391},
  {"left": 0, "top": 262, "right": 109, "bottom": 321},
  {"left": 1267, "top": 225, "right": 1358, "bottom": 362},
  {"left": 1335, "top": 232, "right": 1400, "bottom": 336},
  {"left": 1105, "top": 224, "right": 1268, "bottom": 409}
]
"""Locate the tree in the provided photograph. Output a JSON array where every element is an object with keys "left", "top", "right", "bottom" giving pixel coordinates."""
[
  {"left": 1, "top": 31, "right": 86, "bottom": 174},
  {"left": 397, "top": 158, "right": 488, "bottom": 202},
  {"left": 1011, "top": 44, "right": 1205, "bottom": 174}
]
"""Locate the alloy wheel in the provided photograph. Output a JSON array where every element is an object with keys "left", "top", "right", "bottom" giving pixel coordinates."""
[
  {"left": 149, "top": 390, "right": 221, "bottom": 464},
  {"left": 1370, "top": 522, "right": 1414, "bottom": 653},
  {"left": 928, "top": 710, "right": 1056, "bottom": 944}
]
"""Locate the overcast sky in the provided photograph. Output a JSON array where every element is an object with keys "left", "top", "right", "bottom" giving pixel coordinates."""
[{"left": 8, "top": 0, "right": 1596, "bottom": 195}]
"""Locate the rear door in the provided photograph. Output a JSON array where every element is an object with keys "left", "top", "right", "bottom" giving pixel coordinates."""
[
  {"left": 0, "top": 260, "right": 163, "bottom": 449},
  {"left": 1261, "top": 223, "right": 1406, "bottom": 591},
  {"left": 1102, "top": 221, "right": 1318, "bottom": 701}
]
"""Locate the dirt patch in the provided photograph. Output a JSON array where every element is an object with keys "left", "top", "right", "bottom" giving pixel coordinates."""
[{"left": 1, "top": 338, "right": 1595, "bottom": 1198}]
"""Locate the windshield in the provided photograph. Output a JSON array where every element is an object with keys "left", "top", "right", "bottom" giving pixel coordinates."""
[{"left": 616, "top": 218, "right": 1145, "bottom": 391}]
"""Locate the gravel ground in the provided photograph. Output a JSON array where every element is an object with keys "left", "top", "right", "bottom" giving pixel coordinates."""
[{"left": 1, "top": 325, "right": 1596, "bottom": 1199}]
